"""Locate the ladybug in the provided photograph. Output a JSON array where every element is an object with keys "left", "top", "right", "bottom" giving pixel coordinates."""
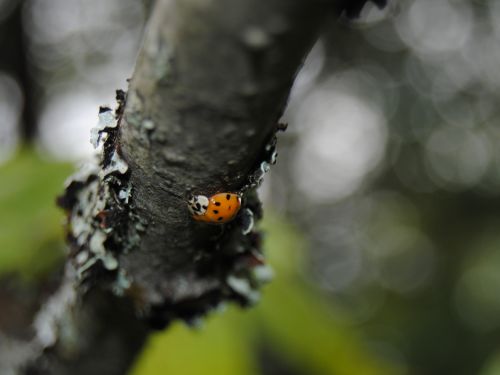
[{"left": 188, "top": 193, "right": 242, "bottom": 223}]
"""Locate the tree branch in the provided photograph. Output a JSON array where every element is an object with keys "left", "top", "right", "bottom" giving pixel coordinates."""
[{"left": 117, "top": 0, "right": 326, "bottom": 322}]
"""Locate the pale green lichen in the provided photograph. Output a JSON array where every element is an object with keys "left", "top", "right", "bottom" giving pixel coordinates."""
[
  {"left": 118, "top": 184, "right": 133, "bottom": 204},
  {"left": 226, "top": 275, "right": 260, "bottom": 304},
  {"left": 75, "top": 250, "right": 89, "bottom": 266},
  {"left": 162, "top": 149, "right": 187, "bottom": 164},
  {"left": 252, "top": 264, "right": 274, "bottom": 285},
  {"left": 90, "top": 108, "right": 117, "bottom": 148},
  {"left": 33, "top": 274, "right": 77, "bottom": 348},
  {"left": 63, "top": 159, "right": 100, "bottom": 187},
  {"left": 101, "top": 150, "right": 129, "bottom": 178},
  {"left": 100, "top": 253, "right": 119, "bottom": 271},
  {"left": 146, "top": 35, "right": 174, "bottom": 82},
  {"left": 67, "top": 152, "right": 128, "bottom": 280},
  {"left": 124, "top": 90, "right": 144, "bottom": 128},
  {"left": 241, "top": 208, "right": 254, "bottom": 235},
  {"left": 71, "top": 180, "right": 101, "bottom": 247},
  {"left": 89, "top": 230, "right": 107, "bottom": 255},
  {"left": 88, "top": 230, "right": 119, "bottom": 271},
  {"left": 242, "top": 26, "right": 272, "bottom": 49},
  {"left": 142, "top": 119, "right": 155, "bottom": 130},
  {"left": 77, "top": 258, "right": 98, "bottom": 279},
  {"left": 112, "top": 269, "right": 132, "bottom": 296}
]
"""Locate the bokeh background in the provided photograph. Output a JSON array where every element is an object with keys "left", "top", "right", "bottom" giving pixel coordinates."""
[{"left": 2, "top": 0, "right": 500, "bottom": 374}]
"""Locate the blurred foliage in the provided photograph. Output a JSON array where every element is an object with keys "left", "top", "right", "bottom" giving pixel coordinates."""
[
  {"left": 0, "top": 149, "right": 72, "bottom": 279},
  {"left": 131, "top": 215, "right": 402, "bottom": 375},
  {"left": 481, "top": 352, "right": 500, "bottom": 375}
]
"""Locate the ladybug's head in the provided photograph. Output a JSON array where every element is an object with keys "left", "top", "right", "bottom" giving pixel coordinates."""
[{"left": 187, "top": 195, "right": 209, "bottom": 216}]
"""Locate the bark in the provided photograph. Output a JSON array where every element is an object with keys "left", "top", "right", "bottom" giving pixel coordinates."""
[
  {"left": 1, "top": 0, "right": 385, "bottom": 373},
  {"left": 117, "top": 0, "right": 326, "bottom": 323}
]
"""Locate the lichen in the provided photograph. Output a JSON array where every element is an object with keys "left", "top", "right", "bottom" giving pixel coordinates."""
[
  {"left": 226, "top": 275, "right": 260, "bottom": 304},
  {"left": 33, "top": 270, "right": 77, "bottom": 348},
  {"left": 242, "top": 26, "right": 272, "bottom": 50},
  {"left": 123, "top": 90, "right": 144, "bottom": 128},
  {"left": 112, "top": 269, "right": 132, "bottom": 296},
  {"left": 240, "top": 208, "right": 254, "bottom": 235},
  {"left": 240, "top": 124, "right": 284, "bottom": 192},
  {"left": 100, "top": 149, "right": 129, "bottom": 178},
  {"left": 146, "top": 35, "right": 174, "bottom": 83},
  {"left": 252, "top": 264, "right": 274, "bottom": 285},
  {"left": 58, "top": 90, "right": 145, "bottom": 295},
  {"left": 90, "top": 107, "right": 117, "bottom": 149},
  {"left": 142, "top": 119, "right": 155, "bottom": 130},
  {"left": 213, "top": 121, "right": 287, "bottom": 307},
  {"left": 118, "top": 184, "right": 133, "bottom": 204}
]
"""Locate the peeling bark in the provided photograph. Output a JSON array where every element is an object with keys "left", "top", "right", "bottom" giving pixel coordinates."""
[{"left": 1, "top": 0, "right": 386, "bottom": 373}]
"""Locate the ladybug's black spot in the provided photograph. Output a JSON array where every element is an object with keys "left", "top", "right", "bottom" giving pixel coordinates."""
[
  {"left": 228, "top": 206, "right": 232, "bottom": 210},
  {"left": 218, "top": 217, "right": 223, "bottom": 221},
  {"left": 213, "top": 210, "right": 219, "bottom": 214},
  {"left": 226, "top": 194, "right": 231, "bottom": 200},
  {"left": 215, "top": 202, "right": 221, "bottom": 206}
]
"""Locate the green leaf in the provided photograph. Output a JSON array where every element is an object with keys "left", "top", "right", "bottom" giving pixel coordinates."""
[
  {"left": 0, "top": 149, "right": 73, "bottom": 278},
  {"left": 130, "top": 308, "right": 257, "bottom": 375}
]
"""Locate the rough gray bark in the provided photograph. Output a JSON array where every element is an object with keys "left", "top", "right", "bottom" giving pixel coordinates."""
[
  {"left": 0, "top": 0, "right": 385, "bottom": 374},
  {"left": 117, "top": 0, "right": 326, "bottom": 323}
]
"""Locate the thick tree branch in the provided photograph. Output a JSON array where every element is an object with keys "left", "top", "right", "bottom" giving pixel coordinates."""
[{"left": 117, "top": 0, "right": 326, "bottom": 322}]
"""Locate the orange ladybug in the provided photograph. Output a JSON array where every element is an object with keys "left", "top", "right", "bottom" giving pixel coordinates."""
[{"left": 188, "top": 193, "right": 241, "bottom": 223}]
